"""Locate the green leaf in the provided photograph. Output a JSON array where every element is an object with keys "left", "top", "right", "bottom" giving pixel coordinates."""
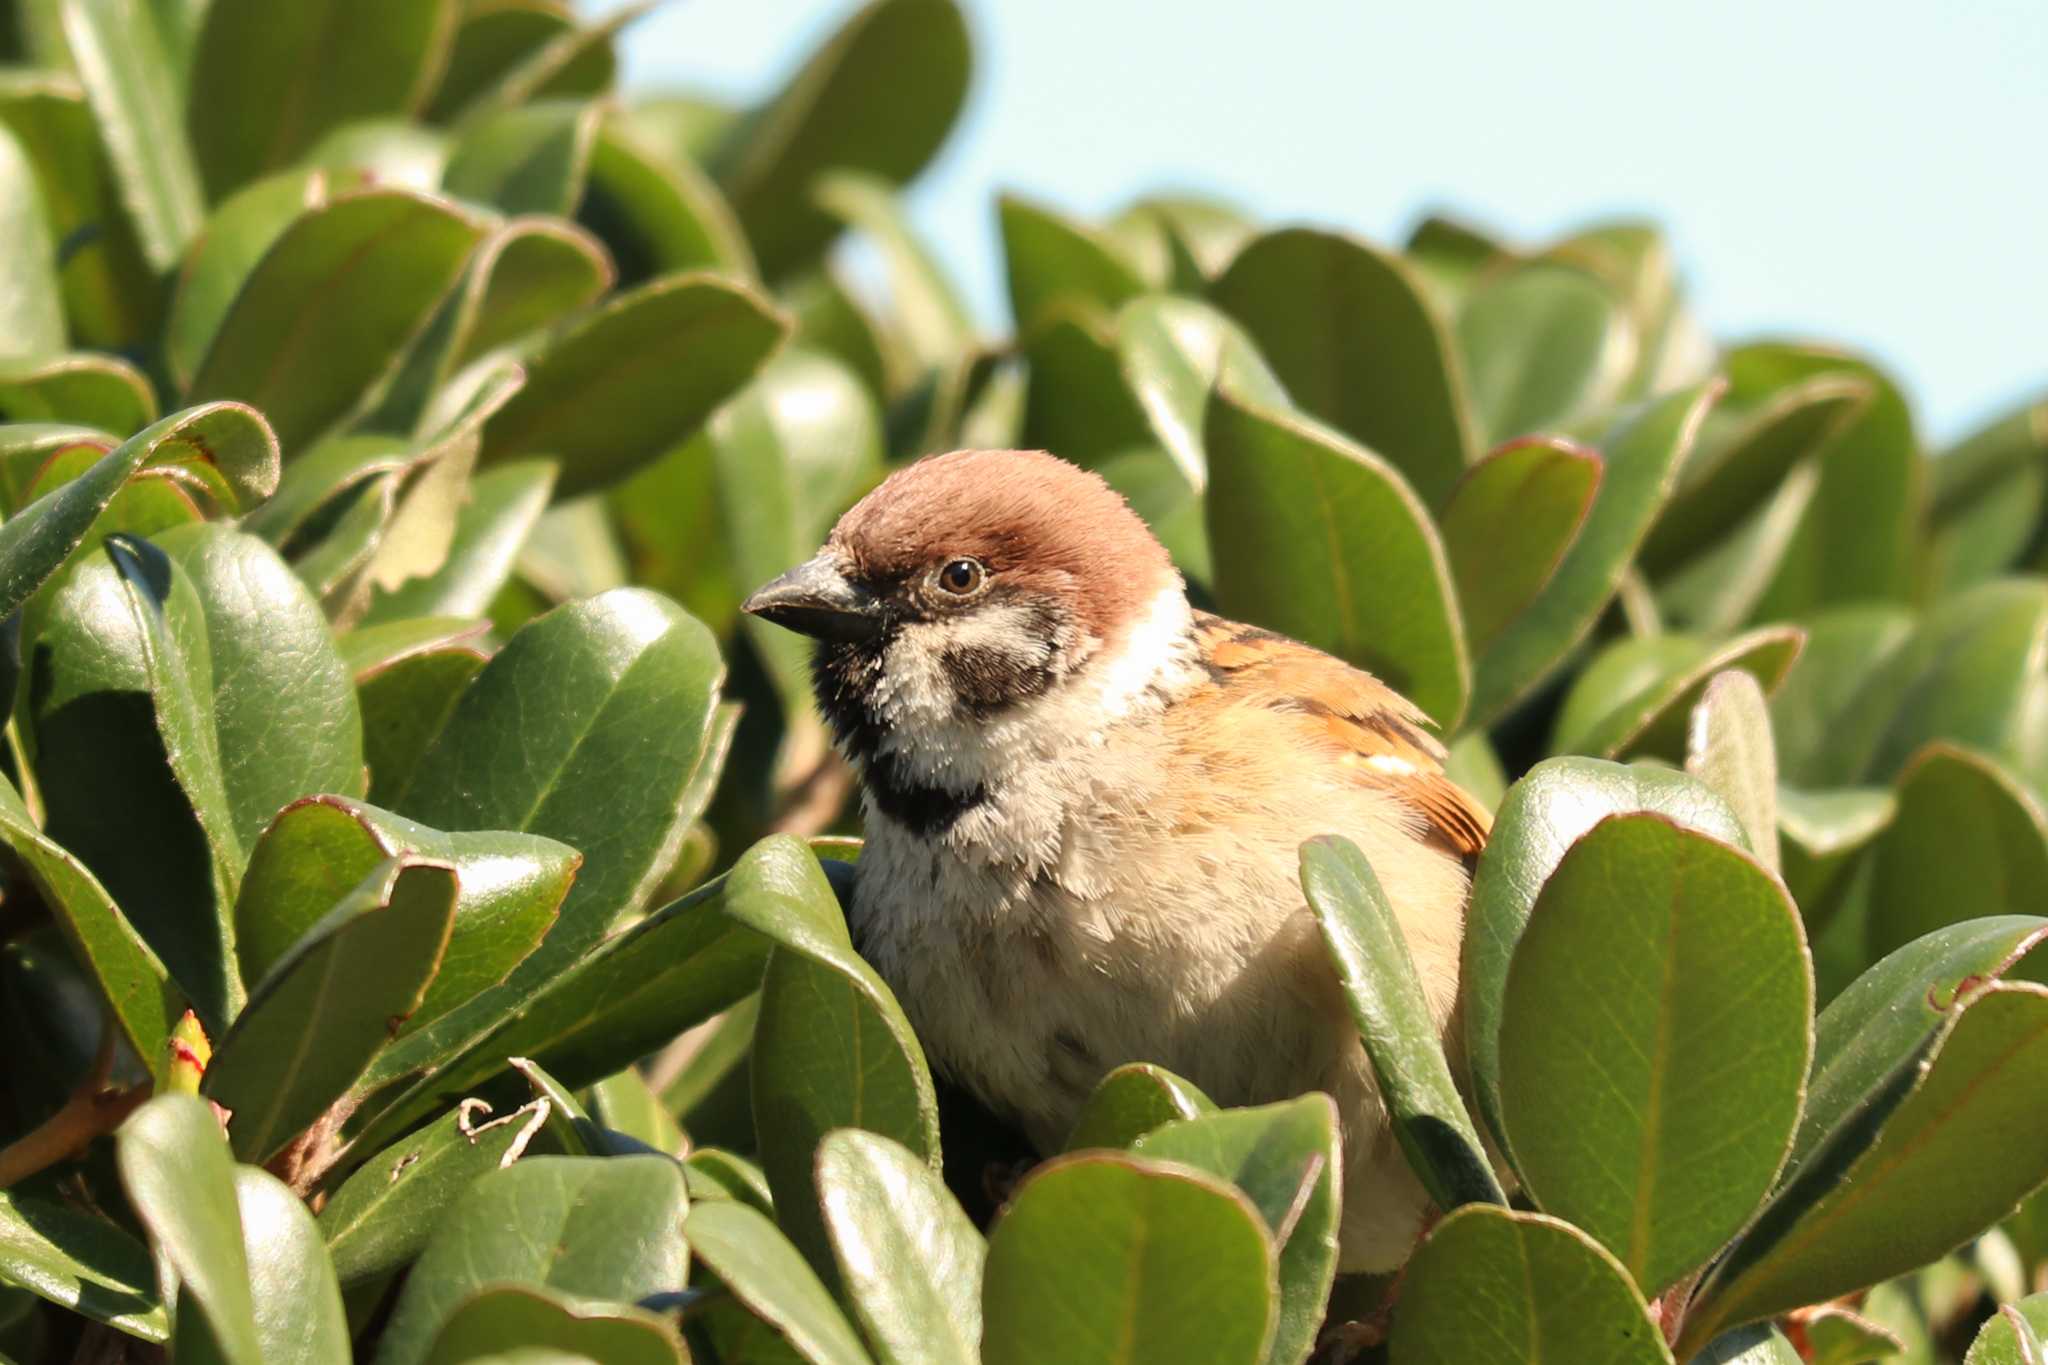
[
  {"left": 1463, "top": 757, "right": 1749, "bottom": 1153},
  {"left": 1551, "top": 626, "right": 1805, "bottom": 762},
  {"left": 115, "top": 1095, "right": 262, "bottom": 1365},
  {"left": 0, "top": 123, "right": 67, "bottom": 363},
  {"left": 453, "top": 1, "right": 641, "bottom": 121},
  {"left": 999, "top": 193, "right": 1148, "bottom": 334},
  {"left": 1655, "top": 460, "right": 1822, "bottom": 635},
  {"left": 817, "top": 1129, "right": 985, "bottom": 1365},
  {"left": 154, "top": 522, "right": 368, "bottom": 852},
  {"left": 1686, "top": 1324, "right": 1803, "bottom": 1365},
  {"left": 319, "top": 1097, "right": 546, "bottom": 1285},
  {"left": 305, "top": 118, "right": 449, "bottom": 192},
  {"left": 1638, "top": 373, "right": 1870, "bottom": 576},
  {"left": 235, "top": 795, "right": 574, "bottom": 1031},
  {"left": 163, "top": 168, "right": 331, "bottom": 393},
  {"left": 60, "top": 0, "right": 203, "bottom": 270},
  {"left": 1134, "top": 1096, "right": 1342, "bottom": 1365},
  {"left": 1685, "top": 670, "right": 1781, "bottom": 872},
  {"left": 981, "top": 1152, "right": 1277, "bottom": 1365},
  {"left": 360, "top": 645, "right": 489, "bottom": 809},
  {"left": 189, "top": 189, "right": 486, "bottom": 451},
  {"left": 0, "top": 72, "right": 159, "bottom": 349},
  {"left": 1116, "top": 293, "right": 1288, "bottom": 488},
  {"left": 1499, "top": 813, "right": 1812, "bottom": 1295},
  {"left": 479, "top": 273, "right": 789, "bottom": 494},
  {"left": 747, "top": 836, "right": 941, "bottom": 1286},
  {"left": 1096, "top": 446, "right": 1212, "bottom": 586},
  {"left": 1776, "top": 785, "right": 1894, "bottom": 930},
  {"left": 580, "top": 116, "right": 756, "bottom": 282},
  {"left": 0, "top": 771, "right": 173, "bottom": 1064},
  {"left": 716, "top": 0, "right": 971, "bottom": 280},
  {"left": 817, "top": 169, "right": 975, "bottom": 369},
  {"left": 1212, "top": 226, "right": 1476, "bottom": 508},
  {"left": 0, "top": 1189, "right": 165, "bottom": 1342},
  {"left": 442, "top": 99, "right": 600, "bottom": 217},
  {"left": 187, "top": 0, "right": 457, "bottom": 198},
  {"left": 1467, "top": 382, "right": 1720, "bottom": 726},
  {"left": 685, "top": 1198, "right": 874, "bottom": 1365},
  {"left": 1788, "top": 916, "right": 2048, "bottom": 1215},
  {"left": 1455, "top": 261, "right": 1632, "bottom": 444},
  {"left": 376, "top": 588, "right": 724, "bottom": 1071},
  {"left": 1767, "top": 605, "right": 1917, "bottom": 787},
  {"left": 343, "top": 824, "right": 773, "bottom": 1157},
  {"left": 1018, "top": 305, "right": 1152, "bottom": 463},
  {"left": 685, "top": 1147, "right": 775, "bottom": 1216},
  {"left": 1301, "top": 836, "right": 1502, "bottom": 1211},
  {"left": 1800, "top": 1307, "right": 1906, "bottom": 1365},
  {"left": 233, "top": 1165, "right": 349, "bottom": 1364},
  {"left": 1389, "top": 1204, "right": 1671, "bottom": 1365},
  {"left": 0, "top": 401, "right": 277, "bottom": 627},
  {"left": 1926, "top": 396, "right": 2048, "bottom": 598},
  {"left": 422, "top": 1284, "right": 685, "bottom": 1365},
  {"left": 586, "top": 1066, "right": 684, "bottom": 1156},
  {"left": 1967, "top": 1294, "right": 2048, "bottom": 1365},
  {"left": 1439, "top": 437, "right": 1602, "bottom": 652},
  {"left": 364, "top": 460, "right": 558, "bottom": 624},
  {"left": 1867, "top": 745, "right": 2048, "bottom": 960},
  {"left": 1821, "top": 581, "right": 2048, "bottom": 786},
  {"left": 1745, "top": 346, "right": 1921, "bottom": 615},
  {"left": 0, "top": 352, "right": 156, "bottom": 432},
  {"left": 375, "top": 1155, "right": 689, "bottom": 1365},
  {"left": 340, "top": 616, "right": 490, "bottom": 677},
  {"left": 425, "top": 0, "right": 607, "bottom": 124},
  {"left": 1064, "top": 1062, "right": 1218, "bottom": 1151},
  {"left": 1205, "top": 390, "right": 1469, "bottom": 728},
  {"left": 206, "top": 857, "right": 457, "bottom": 1162},
  {"left": 1686, "top": 982, "right": 2048, "bottom": 1354}
]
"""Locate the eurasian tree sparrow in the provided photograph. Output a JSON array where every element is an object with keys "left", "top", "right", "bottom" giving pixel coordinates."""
[{"left": 743, "top": 447, "right": 1489, "bottom": 1272}]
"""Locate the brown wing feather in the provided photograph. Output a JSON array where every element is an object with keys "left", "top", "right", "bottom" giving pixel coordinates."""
[{"left": 1193, "top": 612, "right": 1492, "bottom": 861}]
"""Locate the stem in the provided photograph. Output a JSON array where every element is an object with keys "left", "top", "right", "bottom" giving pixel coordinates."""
[{"left": 0, "top": 1016, "right": 148, "bottom": 1187}]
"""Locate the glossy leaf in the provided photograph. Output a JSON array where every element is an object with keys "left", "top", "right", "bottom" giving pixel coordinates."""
[
  {"left": 234, "top": 1165, "right": 349, "bottom": 1364},
  {"left": 1685, "top": 669, "right": 1781, "bottom": 872},
  {"left": 0, "top": 352, "right": 155, "bottom": 431},
  {"left": 1499, "top": 813, "right": 1812, "bottom": 1294},
  {"left": 189, "top": 190, "right": 485, "bottom": 451},
  {"left": 1551, "top": 626, "right": 1805, "bottom": 761},
  {"left": 686, "top": 1198, "right": 874, "bottom": 1365},
  {"left": 1767, "top": 604, "right": 1916, "bottom": 787},
  {"left": 981, "top": 1153, "right": 1276, "bottom": 1365},
  {"left": 587, "top": 1066, "right": 684, "bottom": 1155},
  {"left": 0, "top": 120, "right": 61, "bottom": 359},
  {"left": 0, "top": 1189, "right": 165, "bottom": 1341},
  {"left": 365, "top": 460, "right": 558, "bottom": 624},
  {"left": 749, "top": 836, "right": 942, "bottom": 1286},
  {"left": 1389, "top": 1205, "right": 1671, "bottom": 1365},
  {"left": 235, "top": 794, "right": 574, "bottom": 1029},
  {"left": 479, "top": 273, "right": 788, "bottom": 494},
  {"left": 1686, "top": 983, "right": 2048, "bottom": 1354},
  {"left": 61, "top": 0, "right": 203, "bottom": 269},
  {"left": 817, "top": 1129, "right": 985, "bottom": 1365},
  {"left": 1439, "top": 437, "right": 1601, "bottom": 652},
  {"left": 1301, "top": 836, "right": 1502, "bottom": 1212},
  {"left": 422, "top": 1284, "right": 685, "bottom": 1365},
  {"left": 1212, "top": 226, "right": 1475, "bottom": 507},
  {"left": 442, "top": 99, "right": 600, "bottom": 216},
  {"left": 426, "top": 0, "right": 610, "bottom": 123},
  {"left": 1000, "top": 193, "right": 1147, "bottom": 334},
  {"left": 375, "top": 1156, "right": 689, "bottom": 1365},
  {"left": 580, "top": 116, "right": 755, "bottom": 282},
  {"left": 714, "top": 0, "right": 971, "bottom": 279},
  {"left": 187, "top": 0, "right": 455, "bottom": 196},
  {"left": 1464, "top": 757, "right": 1749, "bottom": 1151},
  {"left": 1468, "top": 382, "right": 1719, "bottom": 726},
  {"left": 1206, "top": 390, "right": 1469, "bottom": 728},
  {"left": 1456, "top": 261, "right": 1632, "bottom": 444},
  {"left": 115, "top": 1094, "right": 262, "bottom": 1365},
  {"left": 1967, "top": 1294, "right": 2048, "bottom": 1365},
  {"left": 205, "top": 858, "right": 457, "bottom": 1162},
  {"left": 1134, "top": 1096, "right": 1343, "bottom": 1365},
  {"left": 1116, "top": 293, "right": 1287, "bottom": 487},
  {"left": 318, "top": 1098, "right": 547, "bottom": 1286},
  {"left": 1064, "top": 1062, "right": 1218, "bottom": 1151},
  {"left": 161, "top": 167, "right": 328, "bottom": 392},
  {"left": 1639, "top": 373, "right": 1870, "bottom": 575},
  {"left": 0, "top": 402, "right": 277, "bottom": 629},
  {"left": 1867, "top": 745, "right": 2048, "bottom": 960},
  {"left": 1017, "top": 304, "right": 1152, "bottom": 463}
]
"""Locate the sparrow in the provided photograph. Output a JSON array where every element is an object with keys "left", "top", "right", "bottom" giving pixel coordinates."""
[{"left": 743, "top": 447, "right": 1489, "bottom": 1272}]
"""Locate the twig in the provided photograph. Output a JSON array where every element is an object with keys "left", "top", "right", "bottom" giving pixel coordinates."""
[{"left": 0, "top": 1017, "right": 148, "bottom": 1188}]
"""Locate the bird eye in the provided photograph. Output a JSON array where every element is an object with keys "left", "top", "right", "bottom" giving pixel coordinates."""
[{"left": 936, "top": 558, "right": 986, "bottom": 596}]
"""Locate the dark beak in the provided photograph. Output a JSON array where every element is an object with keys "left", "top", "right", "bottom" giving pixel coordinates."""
[{"left": 742, "top": 555, "right": 886, "bottom": 642}]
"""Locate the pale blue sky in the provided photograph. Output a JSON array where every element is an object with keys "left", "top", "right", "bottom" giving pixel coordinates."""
[{"left": 609, "top": 0, "right": 2046, "bottom": 444}]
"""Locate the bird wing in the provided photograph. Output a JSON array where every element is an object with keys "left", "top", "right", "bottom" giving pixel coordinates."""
[{"left": 1192, "top": 611, "right": 1492, "bottom": 862}]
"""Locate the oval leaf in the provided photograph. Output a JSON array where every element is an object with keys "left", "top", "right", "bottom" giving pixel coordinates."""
[
  {"left": 1064, "top": 1062, "right": 1218, "bottom": 1151},
  {"left": 1115, "top": 292, "right": 1287, "bottom": 488},
  {"left": 1439, "top": 437, "right": 1601, "bottom": 652},
  {"left": 685, "top": 1198, "right": 873, "bottom": 1365}
]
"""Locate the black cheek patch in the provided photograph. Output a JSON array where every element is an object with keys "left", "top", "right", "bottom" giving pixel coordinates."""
[{"left": 939, "top": 641, "right": 1056, "bottom": 714}]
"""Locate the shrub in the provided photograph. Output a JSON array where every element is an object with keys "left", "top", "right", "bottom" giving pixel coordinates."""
[{"left": 0, "top": 1, "right": 2044, "bottom": 1362}]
